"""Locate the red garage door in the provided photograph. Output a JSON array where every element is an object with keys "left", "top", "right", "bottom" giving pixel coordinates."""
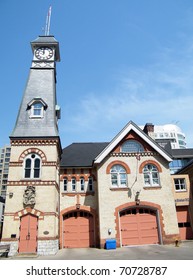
[
  {"left": 63, "top": 211, "right": 95, "bottom": 248},
  {"left": 120, "top": 208, "right": 159, "bottom": 246},
  {"left": 176, "top": 206, "right": 193, "bottom": 240}
]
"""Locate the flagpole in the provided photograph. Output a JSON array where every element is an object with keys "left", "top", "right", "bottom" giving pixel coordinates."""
[{"left": 45, "top": 6, "right": 52, "bottom": 36}]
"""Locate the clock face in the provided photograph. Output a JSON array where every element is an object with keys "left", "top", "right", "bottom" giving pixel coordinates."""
[{"left": 35, "top": 47, "right": 53, "bottom": 60}]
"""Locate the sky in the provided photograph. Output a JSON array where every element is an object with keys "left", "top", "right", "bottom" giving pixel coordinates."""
[{"left": 1, "top": 0, "right": 193, "bottom": 148}]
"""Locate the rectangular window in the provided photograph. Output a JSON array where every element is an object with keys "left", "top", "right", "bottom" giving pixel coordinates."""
[
  {"left": 80, "top": 178, "right": 85, "bottom": 191},
  {"left": 34, "top": 158, "right": 40, "bottom": 178},
  {"left": 120, "top": 173, "right": 127, "bottom": 186},
  {"left": 174, "top": 178, "right": 186, "bottom": 192},
  {"left": 72, "top": 178, "right": 76, "bottom": 192},
  {"left": 111, "top": 174, "right": 118, "bottom": 186},
  {"left": 64, "top": 178, "right": 68, "bottom": 191},
  {"left": 88, "top": 177, "right": 93, "bottom": 191},
  {"left": 25, "top": 158, "right": 31, "bottom": 178},
  {"left": 33, "top": 103, "right": 43, "bottom": 116}
]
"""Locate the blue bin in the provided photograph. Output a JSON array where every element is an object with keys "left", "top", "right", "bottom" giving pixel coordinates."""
[{"left": 105, "top": 239, "right": 116, "bottom": 250}]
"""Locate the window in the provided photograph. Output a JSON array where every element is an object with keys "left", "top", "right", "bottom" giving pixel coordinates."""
[
  {"left": 24, "top": 154, "right": 41, "bottom": 179},
  {"left": 63, "top": 177, "right": 68, "bottom": 191},
  {"left": 88, "top": 176, "right": 93, "bottom": 191},
  {"left": 143, "top": 164, "right": 160, "bottom": 186},
  {"left": 71, "top": 177, "right": 76, "bottom": 191},
  {"left": 80, "top": 177, "right": 85, "bottom": 191},
  {"left": 121, "top": 140, "right": 144, "bottom": 153},
  {"left": 27, "top": 98, "right": 47, "bottom": 118},
  {"left": 174, "top": 178, "right": 186, "bottom": 192},
  {"left": 110, "top": 164, "right": 127, "bottom": 187},
  {"left": 31, "top": 102, "right": 44, "bottom": 117}
]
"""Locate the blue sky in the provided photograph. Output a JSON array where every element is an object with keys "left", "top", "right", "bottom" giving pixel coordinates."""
[{"left": 1, "top": 0, "right": 193, "bottom": 148}]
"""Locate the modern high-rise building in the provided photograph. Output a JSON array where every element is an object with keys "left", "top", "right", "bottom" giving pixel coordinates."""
[
  {"left": 0, "top": 146, "right": 11, "bottom": 198},
  {"left": 154, "top": 124, "right": 186, "bottom": 149}
]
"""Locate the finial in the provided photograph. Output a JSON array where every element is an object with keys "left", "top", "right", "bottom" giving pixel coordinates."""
[{"left": 45, "top": 6, "right": 52, "bottom": 36}]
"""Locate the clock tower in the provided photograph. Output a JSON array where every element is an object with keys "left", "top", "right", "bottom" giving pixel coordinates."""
[{"left": 1, "top": 35, "right": 62, "bottom": 256}]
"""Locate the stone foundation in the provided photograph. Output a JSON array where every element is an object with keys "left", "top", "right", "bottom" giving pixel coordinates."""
[
  {"left": 0, "top": 241, "right": 18, "bottom": 257},
  {"left": 37, "top": 239, "right": 59, "bottom": 255}
]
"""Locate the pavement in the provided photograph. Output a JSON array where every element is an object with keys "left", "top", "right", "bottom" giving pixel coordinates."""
[{"left": 7, "top": 241, "right": 193, "bottom": 260}]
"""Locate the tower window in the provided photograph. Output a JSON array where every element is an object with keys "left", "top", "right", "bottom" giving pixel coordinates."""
[
  {"left": 27, "top": 98, "right": 47, "bottom": 119},
  {"left": 32, "top": 102, "right": 43, "bottom": 117},
  {"left": 24, "top": 154, "right": 41, "bottom": 179}
]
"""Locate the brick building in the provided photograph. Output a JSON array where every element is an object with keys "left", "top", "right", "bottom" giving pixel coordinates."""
[{"left": 0, "top": 34, "right": 192, "bottom": 256}]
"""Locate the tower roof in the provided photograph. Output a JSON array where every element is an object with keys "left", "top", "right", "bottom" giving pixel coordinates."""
[{"left": 11, "top": 35, "right": 60, "bottom": 139}]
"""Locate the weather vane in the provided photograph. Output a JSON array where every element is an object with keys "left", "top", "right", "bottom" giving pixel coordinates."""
[{"left": 45, "top": 6, "right": 52, "bottom": 36}]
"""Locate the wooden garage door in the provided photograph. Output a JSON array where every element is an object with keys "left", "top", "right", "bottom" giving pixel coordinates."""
[
  {"left": 19, "top": 214, "right": 37, "bottom": 253},
  {"left": 120, "top": 208, "right": 159, "bottom": 246},
  {"left": 63, "top": 211, "right": 95, "bottom": 248},
  {"left": 176, "top": 206, "right": 193, "bottom": 240}
]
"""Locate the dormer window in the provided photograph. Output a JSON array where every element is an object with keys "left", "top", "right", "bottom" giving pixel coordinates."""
[
  {"left": 27, "top": 98, "right": 48, "bottom": 119},
  {"left": 32, "top": 102, "right": 43, "bottom": 117}
]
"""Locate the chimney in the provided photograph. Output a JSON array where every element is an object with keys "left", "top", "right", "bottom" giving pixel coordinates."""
[{"left": 143, "top": 123, "right": 154, "bottom": 138}]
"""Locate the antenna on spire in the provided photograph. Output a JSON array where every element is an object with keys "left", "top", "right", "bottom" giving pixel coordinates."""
[{"left": 45, "top": 6, "right": 52, "bottom": 36}]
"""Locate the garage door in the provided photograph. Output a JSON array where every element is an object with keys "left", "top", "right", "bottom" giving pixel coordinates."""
[
  {"left": 63, "top": 211, "right": 95, "bottom": 248},
  {"left": 176, "top": 206, "right": 193, "bottom": 240},
  {"left": 120, "top": 208, "right": 159, "bottom": 246}
]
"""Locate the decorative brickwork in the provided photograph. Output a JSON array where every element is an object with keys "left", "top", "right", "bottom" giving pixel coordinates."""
[{"left": 139, "top": 160, "right": 162, "bottom": 173}]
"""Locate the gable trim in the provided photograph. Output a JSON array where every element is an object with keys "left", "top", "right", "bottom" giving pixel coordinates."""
[{"left": 94, "top": 121, "right": 172, "bottom": 164}]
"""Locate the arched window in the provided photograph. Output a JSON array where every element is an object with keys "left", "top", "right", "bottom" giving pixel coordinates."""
[
  {"left": 110, "top": 164, "right": 127, "bottom": 187},
  {"left": 143, "top": 164, "right": 160, "bottom": 186},
  {"left": 24, "top": 154, "right": 41, "bottom": 179},
  {"left": 121, "top": 140, "right": 144, "bottom": 153}
]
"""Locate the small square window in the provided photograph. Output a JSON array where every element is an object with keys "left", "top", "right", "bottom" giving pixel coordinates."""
[{"left": 174, "top": 178, "right": 186, "bottom": 192}]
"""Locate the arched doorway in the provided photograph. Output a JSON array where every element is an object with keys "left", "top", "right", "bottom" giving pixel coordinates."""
[
  {"left": 62, "top": 210, "right": 95, "bottom": 248},
  {"left": 120, "top": 207, "right": 160, "bottom": 246},
  {"left": 18, "top": 213, "right": 38, "bottom": 253}
]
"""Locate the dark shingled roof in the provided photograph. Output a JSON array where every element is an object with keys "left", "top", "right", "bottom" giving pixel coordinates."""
[
  {"left": 170, "top": 148, "right": 193, "bottom": 158},
  {"left": 60, "top": 142, "right": 109, "bottom": 167}
]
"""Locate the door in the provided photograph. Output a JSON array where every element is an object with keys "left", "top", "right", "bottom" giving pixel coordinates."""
[
  {"left": 176, "top": 206, "right": 193, "bottom": 240},
  {"left": 63, "top": 211, "right": 95, "bottom": 248},
  {"left": 120, "top": 208, "right": 159, "bottom": 246},
  {"left": 19, "top": 214, "right": 37, "bottom": 253}
]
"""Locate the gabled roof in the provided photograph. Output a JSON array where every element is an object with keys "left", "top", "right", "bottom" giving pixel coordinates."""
[
  {"left": 94, "top": 121, "right": 173, "bottom": 164},
  {"left": 60, "top": 142, "right": 109, "bottom": 167}
]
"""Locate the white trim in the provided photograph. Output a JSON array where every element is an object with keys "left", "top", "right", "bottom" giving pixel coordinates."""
[{"left": 94, "top": 121, "right": 172, "bottom": 164}]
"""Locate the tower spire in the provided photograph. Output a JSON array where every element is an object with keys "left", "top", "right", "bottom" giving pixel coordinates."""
[{"left": 45, "top": 6, "right": 52, "bottom": 36}]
